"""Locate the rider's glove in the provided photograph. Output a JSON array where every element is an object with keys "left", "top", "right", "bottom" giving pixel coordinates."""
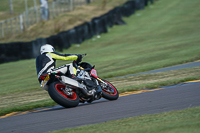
[{"left": 76, "top": 54, "right": 82, "bottom": 63}]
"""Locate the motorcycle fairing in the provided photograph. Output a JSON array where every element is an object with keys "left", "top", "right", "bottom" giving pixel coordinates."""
[
  {"left": 90, "top": 69, "right": 97, "bottom": 78},
  {"left": 60, "top": 76, "right": 84, "bottom": 89}
]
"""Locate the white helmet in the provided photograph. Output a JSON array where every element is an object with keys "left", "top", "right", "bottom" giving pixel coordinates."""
[{"left": 40, "top": 44, "right": 55, "bottom": 54}]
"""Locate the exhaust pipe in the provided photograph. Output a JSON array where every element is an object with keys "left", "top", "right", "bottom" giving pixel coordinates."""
[{"left": 60, "top": 76, "right": 93, "bottom": 97}]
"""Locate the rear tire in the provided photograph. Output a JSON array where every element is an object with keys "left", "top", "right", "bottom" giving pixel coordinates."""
[
  {"left": 100, "top": 79, "right": 119, "bottom": 100},
  {"left": 48, "top": 81, "right": 79, "bottom": 108}
]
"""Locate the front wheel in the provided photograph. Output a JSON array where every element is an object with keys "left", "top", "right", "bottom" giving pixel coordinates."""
[
  {"left": 48, "top": 81, "right": 79, "bottom": 108},
  {"left": 99, "top": 79, "right": 119, "bottom": 100}
]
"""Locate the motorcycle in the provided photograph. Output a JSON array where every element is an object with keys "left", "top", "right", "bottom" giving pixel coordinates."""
[{"left": 40, "top": 54, "right": 119, "bottom": 108}]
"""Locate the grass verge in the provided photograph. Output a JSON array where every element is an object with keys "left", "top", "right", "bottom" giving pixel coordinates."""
[
  {"left": 109, "top": 66, "right": 200, "bottom": 93},
  {"left": 51, "top": 106, "right": 200, "bottom": 133}
]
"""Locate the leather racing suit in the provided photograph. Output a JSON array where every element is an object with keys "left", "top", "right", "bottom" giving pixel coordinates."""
[{"left": 36, "top": 52, "right": 78, "bottom": 84}]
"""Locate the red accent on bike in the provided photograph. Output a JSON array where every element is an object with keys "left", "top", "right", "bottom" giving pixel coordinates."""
[
  {"left": 55, "top": 83, "right": 77, "bottom": 100},
  {"left": 39, "top": 74, "right": 48, "bottom": 80},
  {"left": 102, "top": 81, "right": 118, "bottom": 96},
  {"left": 91, "top": 69, "right": 98, "bottom": 78}
]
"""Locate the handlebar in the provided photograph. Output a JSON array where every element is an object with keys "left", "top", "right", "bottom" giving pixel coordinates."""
[
  {"left": 73, "top": 53, "right": 87, "bottom": 68},
  {"left": 81, "top": 53, "right": 87, "bottom": 58}
]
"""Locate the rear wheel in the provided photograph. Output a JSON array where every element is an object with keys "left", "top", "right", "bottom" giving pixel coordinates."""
[
  {"left": 100, "top": 79, "right": 119, "bottom": 100},
  {"left": 48, "top": 81, "right": 79, "bottom": 108}
]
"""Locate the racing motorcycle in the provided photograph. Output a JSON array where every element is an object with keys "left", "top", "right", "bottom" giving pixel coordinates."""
[{"left": 40, "top": 54, "right": 119, "bottom": 108}]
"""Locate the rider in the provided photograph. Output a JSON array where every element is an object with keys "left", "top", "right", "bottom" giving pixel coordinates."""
[
  {"left": 36, "top": 44, "right": 83, "bottom": 86},
  {"left": 36, "top": 44, "right": 102, "bottom": 101}
]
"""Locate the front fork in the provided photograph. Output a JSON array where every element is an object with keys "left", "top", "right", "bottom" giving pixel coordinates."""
[
  {"left": 96, "top": 77, "right": 109, "bottom": 88},
  {"left": 96, "top": 77, "right": 114, "bottom": 93}
]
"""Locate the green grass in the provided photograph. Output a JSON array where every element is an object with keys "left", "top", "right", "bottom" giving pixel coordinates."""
[
  {"left": 51, "top": 106, "right": 200, "bottom": 133},
  {"left": 110, "top": 68, "right": 200, "bottom": 93},
  {"left": 0, "top": 0, "right": 200, "bottom": 116},
  {"left": 64, "top": 0, "right": 200, "bottom": 78}
]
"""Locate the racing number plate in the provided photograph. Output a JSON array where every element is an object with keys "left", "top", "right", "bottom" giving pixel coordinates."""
[{"left": 41, "top": 75, "right": 49, "bottom": 88}]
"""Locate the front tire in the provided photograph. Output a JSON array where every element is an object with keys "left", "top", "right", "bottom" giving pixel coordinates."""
[
  {"left": 48, "top": 81, "right": 79, "bottom": 108},
  {"left": 100, "top": 79, "right": 119, "bottom": 100}
]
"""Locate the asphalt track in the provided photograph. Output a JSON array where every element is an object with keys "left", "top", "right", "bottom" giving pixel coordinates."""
[{"left": 0, "top": 61, "right": 200, "bottom": 133}]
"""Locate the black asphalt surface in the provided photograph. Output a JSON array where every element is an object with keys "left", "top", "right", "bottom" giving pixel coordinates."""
[
  {"left": 0, "top": 81, "right": 200, "bottom": 133},
  {"left": 0, "top": 61, "right": 200, "bottom": 133}
]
